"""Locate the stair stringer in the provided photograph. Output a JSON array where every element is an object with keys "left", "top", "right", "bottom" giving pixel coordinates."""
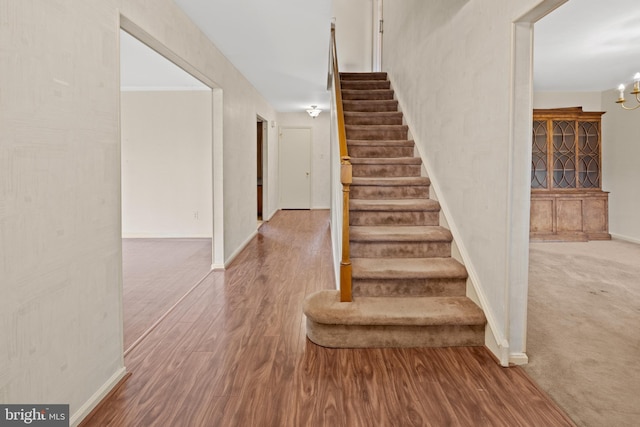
[{"left": 397, "top": 101, "right": 511, "bottom": 367}]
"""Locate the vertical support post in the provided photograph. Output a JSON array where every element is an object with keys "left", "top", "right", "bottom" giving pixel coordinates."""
[{"left": 340, "top": 158, "right": 352, "bottom": 302}]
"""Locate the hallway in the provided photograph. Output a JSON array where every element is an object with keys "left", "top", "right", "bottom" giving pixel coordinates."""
[{"left": 84, "top": 210, "right": 573, "bottom": 426}]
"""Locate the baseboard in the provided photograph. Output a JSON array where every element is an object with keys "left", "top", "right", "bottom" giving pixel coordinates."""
[
  {"left": 265, "top": 209, "right": 278, "bottom": 222},
  {"left": 122, "top": 233, "right": 213, "bottom": 239},
  {"left": 72, "top": 367, "right": 128, "bottom": 427},
  {"left": 610, "top": 233, "right": 640, "bottom": 245},
  {"left": 509, "top": 352, "right": 529, "bottom": 366},
  {"left": 224, "top": 230, "right": 258, "bottom": 268}
]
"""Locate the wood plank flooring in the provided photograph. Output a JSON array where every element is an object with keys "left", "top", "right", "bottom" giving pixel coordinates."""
[
  {"left": 86, "top": 210, "right": 575, "bottom": 426},
  {"left": 122, "top": 237, "right": 212, "bottom": 350}
]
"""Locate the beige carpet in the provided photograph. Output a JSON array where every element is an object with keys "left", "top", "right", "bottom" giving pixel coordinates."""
[{"left": 525, "top": 239, "right": 640, "bottom": 427}]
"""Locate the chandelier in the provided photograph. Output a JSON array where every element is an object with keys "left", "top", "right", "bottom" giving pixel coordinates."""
[{"left": 616, "top": 72, "right": 640, "bottom": 110}]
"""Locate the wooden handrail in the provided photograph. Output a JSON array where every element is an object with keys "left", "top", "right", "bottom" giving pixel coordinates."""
[{"left": 329, "top": 24, "right": 352, "bottom": 302}]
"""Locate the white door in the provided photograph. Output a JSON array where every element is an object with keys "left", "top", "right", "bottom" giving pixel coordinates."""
[{"left": 279, "top": 127, "right": 311, "bottom": 209}]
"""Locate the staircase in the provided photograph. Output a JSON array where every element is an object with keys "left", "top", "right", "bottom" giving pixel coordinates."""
[{"left": 303, "top": 72, "right": 486, "bottom": 348}]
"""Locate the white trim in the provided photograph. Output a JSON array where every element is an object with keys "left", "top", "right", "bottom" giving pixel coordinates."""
[
  {"left": 70, "top": 367, "right": 128, "bottom": 427},
  {"left": 509, "top": 352, "right": 529, "bottom": 366},
  {"left": 224, "top": 230, "right": 258, "bottom": 268},
  {"left": 121, "top": 86, "right": 210, "bottom": 92},
  {"left": 122, "top": 233, "right": 213, "bottom": 238},
  {"left": 611, "top": 233, "right": 640, "bottom": 245}
]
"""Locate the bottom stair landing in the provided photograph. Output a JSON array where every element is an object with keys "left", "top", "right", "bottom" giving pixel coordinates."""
[{"left": 304, "top": 290, "right": 485, "bottom": 348}]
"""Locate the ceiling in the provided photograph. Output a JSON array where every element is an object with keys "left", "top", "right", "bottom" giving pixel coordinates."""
[
  {"left": 534, "top": 0, "right": 640, "bottom": 92},
  {"left": 120, "top": 1, "right": 640, "bottom": 108}
]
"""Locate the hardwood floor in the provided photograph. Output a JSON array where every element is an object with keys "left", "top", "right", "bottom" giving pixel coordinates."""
[
  {"left": 86, "top": 210, "right": 574, "bottom": 426},
  {"left": 122, "top": 237, "right": 212, "bottom": 350}
]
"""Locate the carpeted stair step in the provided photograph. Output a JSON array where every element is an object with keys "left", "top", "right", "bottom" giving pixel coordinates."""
[
  {"left": 346, "top": 125, "right": 408, "bottom": 140},
  {"left": 348, "top": 140, "right": 414, "bottom": 158},
  {"left": 351, "top": 177, "right": 430, "bottom": 199},
  {"left": 350, "top": 199, "right": 440, "bottom": 226},
  {"left": 303, "top": 290, "right": 486, "bottom": 348},
  {"left": 352, "top": 257, "right": 468, "bottom": 297},
  {"left": 351, "top": 157, "right": 422, "bottom": 177},
  {"left": 343, "top": 99, "right": 399, "bottom": 112},
  {"left": 342, "top": 89, "right": 394, "bottom": 101},
  {"left": 350, "top": 226, "right": 451, "bottom": 258},
  {"left": 340, "top": 72, "right": 388, "bottom": 80},
  {"left": 344, "top": 111, "right": 403, "bottom": 126},
  {"left": 341, "top": 80, "right": 391, "bottom": 90}
]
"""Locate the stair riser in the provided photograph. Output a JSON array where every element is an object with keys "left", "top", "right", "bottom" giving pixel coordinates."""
[
  {"left": 344, "top": 115, "right": 403, "bottom": 126},
  {"left": 343, "top": 101, "right": 398, "bottom": 112},
  {"left": 352, "top": 278, "right": 467, "bottom": 298},
  {"left": 348, "top": 146, "right": 414, "bottom": 158},
  {"left": 352, "top": 164, "right": 421, "bottom": 177},
  {"left": 306, "top": 320, "right": 485, "bottom": 348},
  {"left": 351, "top": 185, "right": 429, "bottom": 200},
  {"left": 341, "top": 81, "right": 390, "bottom": 90},
  {"left": 340, "top": 72, "right": 388, "bottom": 80},
  {"left": 350, "top": 211, "right": 439, "bottom": 226},
  {"left": 342, "top": 90, "right": 394, "bottom": 101},
  {"left": 351, "top": 241, "right": 451, "bottom": 258},
  {"left": 346, "top": 127, "right": 408, "bottom": 140}
]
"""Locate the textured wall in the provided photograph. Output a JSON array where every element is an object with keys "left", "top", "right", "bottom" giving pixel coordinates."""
[
  {"left": 601, "top": 89, "right": 640, "bottom": 243},
  {"left": 0, "top": 0, "right": 277, "bottom": 423},
  {"left": 121, "top": 90, "right": 213, "bottom": 238},
  {"left": 382, "top": 0, "right": 543, "bottom": 360}
]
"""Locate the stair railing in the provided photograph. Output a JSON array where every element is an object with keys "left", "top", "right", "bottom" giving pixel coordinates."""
[{"left": 328, "top": 23, "right": 352, "bottom": 302}]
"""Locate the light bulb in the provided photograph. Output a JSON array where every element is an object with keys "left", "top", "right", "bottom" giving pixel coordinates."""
[{"left": 634, "top": 72, "right": 640, "bottom": 82}]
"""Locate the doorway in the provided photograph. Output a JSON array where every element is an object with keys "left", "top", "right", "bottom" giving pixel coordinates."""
[
  {"left": 279, "top": 127, "right": 312, "bottom": 209},
  {"left": 257, "top": 117, "right": 265, "bottom": 222},
  {"left": 119, "top": 25, "right": 218, "bottom": 353}
]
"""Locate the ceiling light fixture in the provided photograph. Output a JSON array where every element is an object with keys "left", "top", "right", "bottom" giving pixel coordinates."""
[
  {"left": 616, "top": 72, "right": 640, "bottom": 110},
  {"left": 306, "top": 105, "right": 322, "bottom": 118}
]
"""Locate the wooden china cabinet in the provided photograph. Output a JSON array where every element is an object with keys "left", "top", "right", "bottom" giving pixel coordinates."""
[{"left": 529, "top": 107, "right": 611, "bottom": 241}]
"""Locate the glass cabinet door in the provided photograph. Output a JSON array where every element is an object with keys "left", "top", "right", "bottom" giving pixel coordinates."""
[
  {"left": 531, "top": 120, "right": 548, "bottom": 188},
  {"left": 552, "top": 120, "right": 576, "bottom": 189},
  {"left": 578, "top": 121, "right": 601, "bottom": 188}
]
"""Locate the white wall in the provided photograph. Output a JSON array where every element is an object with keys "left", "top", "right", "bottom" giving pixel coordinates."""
[
  {"left": 534, "top": 91, "right": 602, "bottom": 111},
  {"left": 277, "top": 113, "right": 331, "bottom": 209},
  {"left": 382, "top": 0, "right": 549, "bottom": 364},
  {"left": 121, "top": 90, "right": 212, "bottom": 238},
  {"left": 331, "top": 0, "right": 374, "bottom": 72},
  {"left": 0, "top": 0, "right": 277, "bottom": 424},
  {"left": 601, "top": 89, "right": 640, "bottom": 243}
]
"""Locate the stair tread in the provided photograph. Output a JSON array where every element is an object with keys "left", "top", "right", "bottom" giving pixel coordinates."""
[
  {"left": 303, "top": 290, "right": 485, "bottom": 326},
  {"left": 348, "top": 140, "right": 414, "bottom": 146},
  {"left": 351, "top": 177, "right": 430, "bottom": 186},
  {"left": 342, "top": 89, "right": 394, "bottom": 94},
  {"left": 344, "top": 111, "right": 402, "bottom": 117},
  {"left": 350, "top": 199, "right": 439, "bottom": 211},
  {"left": 350, "top": 226, "right": 452, "bottom": 242},
  {"left": 346, "top": 124, "right": 408, "bottom": 130},
  {"left": 350, "top": 157, "right": 421, "bottom": 165},
  {"left": 340, "top": 72, "right": 388, "bottom": 80},
  {"left": 352, "top": 257, "right": 468, "bottom": 279}
]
